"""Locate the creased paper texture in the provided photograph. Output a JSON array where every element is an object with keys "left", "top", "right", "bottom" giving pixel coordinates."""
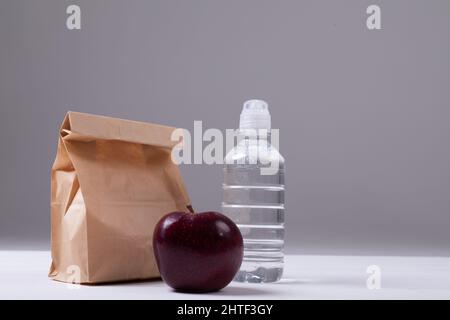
[{"left": 49, "top": 112, "right": 190, "bottom": 284}]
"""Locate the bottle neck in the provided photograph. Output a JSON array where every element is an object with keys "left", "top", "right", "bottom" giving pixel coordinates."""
[{"left": 238, "top": 129, "right": 271, "bottom": 143}]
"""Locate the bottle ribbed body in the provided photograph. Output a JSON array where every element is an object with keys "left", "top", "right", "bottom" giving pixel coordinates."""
[{"left": 223, "top": 137, "right": 285, "bottom": 283}]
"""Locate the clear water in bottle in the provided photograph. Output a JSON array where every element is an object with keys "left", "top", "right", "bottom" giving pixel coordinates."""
[{"left": 222, "top": 100, "right": 285, "bottom": 283}]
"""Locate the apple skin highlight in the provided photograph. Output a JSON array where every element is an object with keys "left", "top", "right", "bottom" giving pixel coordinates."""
[{"left": 153, "top": 211, "right": 244, "bottom": 293}]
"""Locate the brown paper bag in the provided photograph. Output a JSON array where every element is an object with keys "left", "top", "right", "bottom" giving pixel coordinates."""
[{"left": 49, "top": 112, "right": 191, "bottom": 284}]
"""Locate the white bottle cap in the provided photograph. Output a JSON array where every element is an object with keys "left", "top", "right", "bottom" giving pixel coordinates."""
[{"left": 239, "top": 99, "right": 271, "bottom": 130}]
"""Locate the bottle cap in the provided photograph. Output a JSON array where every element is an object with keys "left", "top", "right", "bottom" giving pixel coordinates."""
[{"left": 239, "top": 99, "right": 271, "bottom": 130}]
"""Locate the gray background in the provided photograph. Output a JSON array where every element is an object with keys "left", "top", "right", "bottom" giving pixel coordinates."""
[{"left": 1, "top": 0, "right": 449, "bottom": 255}]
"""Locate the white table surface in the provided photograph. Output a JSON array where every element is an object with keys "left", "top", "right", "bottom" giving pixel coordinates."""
[{"left": 1, "top": 251, "right": 449, "bottom": 300}]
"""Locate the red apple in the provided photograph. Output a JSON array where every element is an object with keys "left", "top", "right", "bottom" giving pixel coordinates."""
[{"left": 153, "top": 211, "right": 243, "bottom": 293}]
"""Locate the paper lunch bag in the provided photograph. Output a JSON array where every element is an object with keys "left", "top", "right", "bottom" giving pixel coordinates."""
[{"left": 49, "top": 111, "right": 191, "bottom": 284}]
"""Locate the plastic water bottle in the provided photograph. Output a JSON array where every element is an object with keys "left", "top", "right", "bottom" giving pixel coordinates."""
[{"left": 222, "top": 99, "right": 285, "bottom": 283}]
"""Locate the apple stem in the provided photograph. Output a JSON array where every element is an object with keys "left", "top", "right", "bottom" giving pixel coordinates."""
[{"left": 186, "top": 205, "right": 195, "bottom": 214}]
